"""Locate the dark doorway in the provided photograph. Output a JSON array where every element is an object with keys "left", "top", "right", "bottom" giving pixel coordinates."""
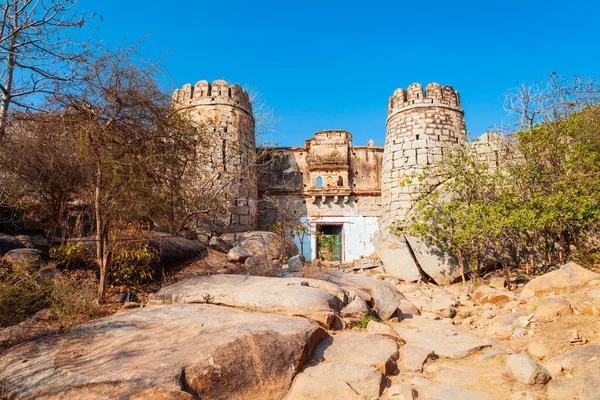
[{"left": 317, "top": 224, "right": 343, "bottom": 261}]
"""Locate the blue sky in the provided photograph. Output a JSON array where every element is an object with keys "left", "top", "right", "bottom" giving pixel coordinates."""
[{"left": 77, "top": 0, "right": 599, "bottom": 147}]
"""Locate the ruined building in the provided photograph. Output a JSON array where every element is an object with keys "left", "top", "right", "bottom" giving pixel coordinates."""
[{"left": 173, "top": 80, "right": 470, "bottom": 263}]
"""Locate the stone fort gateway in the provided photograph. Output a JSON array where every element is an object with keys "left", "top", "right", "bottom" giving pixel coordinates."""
[{"left": 172, "top": 80, "right": 500, "bottom": 269}]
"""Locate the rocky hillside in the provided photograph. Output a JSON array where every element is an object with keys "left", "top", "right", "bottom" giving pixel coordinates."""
[{"left": 1, "top": 260, "right": 599, "bottom": 399}]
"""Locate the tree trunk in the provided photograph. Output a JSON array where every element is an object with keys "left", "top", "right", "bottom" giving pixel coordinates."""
[
  {"left": 457, "top": 248, "right": 466, "bottom": 285},
  {"left": 503, "top": 262, "right": 512, "bottom": 291},
  {"left": 0, "top": 32, "right": 18, "bottom": 142},
  {"left": 95, "top": 168, "right": 108, "bottom": 303}
]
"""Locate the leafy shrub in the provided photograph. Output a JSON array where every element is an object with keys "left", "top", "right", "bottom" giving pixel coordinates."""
[
  {"left": 0, "top": 260, "right": 51, "bottom": 327},
  {"left": 50, "top": 244, "right": 92, "bottom": 270},
  {"left": 108, "top": 244, "right": 158, "bottom": 292},
  {"left": 355, "top": 313, "right": 377, "bottom": 329}
]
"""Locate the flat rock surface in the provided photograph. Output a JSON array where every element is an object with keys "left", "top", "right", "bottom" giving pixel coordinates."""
[
  {"left": 0, "top": 304, "right": 327, "bottom": 400},
  {"left": 149, "top": 274, "right": 344, "bottom": 325},
  {"left": 415, "top": 384, "right": 504, "bottom": 400},
  {"left": 392, "top": 317, "right": 490, "bottom": 359},
  {"left": 544, "top": 344, "right": 600, "bottom": 373},
  {"left": 310, "top": 331, "right": 399, "bottom": 375},
  {"left": 285, "top": 362, "right": 385, "bottom": 400}
]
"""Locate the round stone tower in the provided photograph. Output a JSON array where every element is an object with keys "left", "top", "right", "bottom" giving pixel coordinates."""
[
  {"left": 172, "top": 80, "right": 257, "bottom": 233},
  {"left": 380, "top": 82, "right": 467, "bottom": 228}
]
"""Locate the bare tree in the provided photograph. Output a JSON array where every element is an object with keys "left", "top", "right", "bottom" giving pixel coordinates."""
[
  {"left": 504, "top": 73, "right": 600, "bottom": 132},
  {"left": 50, "top": 47, "right": 200, "bottom": 302},
  {"left": 0, "top": 0, "right": 95, "bottom": 141}
]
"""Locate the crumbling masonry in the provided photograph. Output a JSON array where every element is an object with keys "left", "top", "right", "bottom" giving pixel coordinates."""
[{"left": 173, "top": 80, "right": 499, "bottom": 264}]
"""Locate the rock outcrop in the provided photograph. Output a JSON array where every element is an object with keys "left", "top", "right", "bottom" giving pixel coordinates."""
[
  {"left": 149, "top": 274, "right": 344, "bottom": 327},
  {"left": 0, "top": 304, "right": 327, "bottom": 400}
]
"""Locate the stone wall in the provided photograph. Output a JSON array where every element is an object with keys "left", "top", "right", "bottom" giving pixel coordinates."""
[
  {"left": 380, "top": 82, "right": 468, "bottom": 228},
  {"left": 173, "top": 80, "right": 258, "bottom": 233}
]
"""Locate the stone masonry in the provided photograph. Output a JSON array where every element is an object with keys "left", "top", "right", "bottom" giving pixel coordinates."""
[
  {"left": 173, "top": 80, "right": 477, "bottom": 262},
  {"left": 173, "top": 80, "right": 258, "bottom": 233},
  {"left": 381, "top": 83, "right": 467, "bottom": 228}
]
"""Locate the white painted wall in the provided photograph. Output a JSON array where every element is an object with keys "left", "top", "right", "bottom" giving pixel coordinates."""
[{"left": 305, "top": 215, "right": 379, "bottom": 262}]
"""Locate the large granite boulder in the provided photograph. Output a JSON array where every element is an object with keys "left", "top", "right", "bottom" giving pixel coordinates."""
[
  {"left": 0, "top": 248, "right": 47, "bottom": 271},
  {"left": 0, "top": 232, "right": 25, "bottom": 255},
  {"left": 405, "top": 234, "right": 462, "bottom": 285},
  {"left": 15, "top": 234, "right": 51, "bottom": 253},
  {"left": 372, "top": 230, "right": 422, "bottom": 282},
  {"left": 149, "top": 274, "right": 345, "bottom": 328},
  {"left": 0, "top": 304, "right": 327, "bottom": 400},
  {"left": 521, "top": 262, "right": 600, "bottom": 298},
  {"left": 223, "top": 231, "right": 298, "bottom": 262},
  {"left": 69, "top": 231, "right": 206, "bottom": 266}
]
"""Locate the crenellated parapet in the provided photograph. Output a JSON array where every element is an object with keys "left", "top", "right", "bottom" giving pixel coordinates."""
[
  {"left": 388, "top": 82, "right": 462, "bottom": 118},
  {"left": 172, "top": 79, "right": 253, "bottom": 117},
  {"left": 381, "top": 82, "right": 468, "bottom": 227}
]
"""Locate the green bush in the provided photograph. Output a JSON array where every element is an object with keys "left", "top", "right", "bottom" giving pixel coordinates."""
[
  {"left": 108, "top": 244, "right": 158, "bottom": 292},
  {"left": 355, "top": 313, "right": 377, "bottom": 329},
  {"left": 50, "top": 244, "right": 92, "bottom": 270},
  {"left": 0, "top": 261, "right": 51, "bottom": 327}
]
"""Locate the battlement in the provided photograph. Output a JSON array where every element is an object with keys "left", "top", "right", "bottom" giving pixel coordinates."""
[
  {"left": 388, "top": 82, "right": 462, "bottom": 116},
  {"left": 172, "top": 80, "right": 253, "bottom": 116}
]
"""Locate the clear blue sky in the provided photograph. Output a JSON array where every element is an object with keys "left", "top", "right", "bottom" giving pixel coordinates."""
[{"left": 76, "top": 0, "right": 599, "bottom": 147}]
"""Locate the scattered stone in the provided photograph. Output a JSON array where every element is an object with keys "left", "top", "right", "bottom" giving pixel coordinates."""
[
  {"left": 533, "top": 296, "right": 573, "bottom": 320},
  {"left": 311, "top": 331, "right": 399, "bottom": 375},
  {"left": 323, "top": 272, "right": 420, "bottom": 317},
  {"left": 569, "top": 328, "right": 588, "bottom": 345},
  {"left": 431, "top": 291, "right": 457, "bottom": 319},
  {"left": 487, "top": 312, "right": 530, "bottom": 339},
  {"left": 521, "top": 262, "right": 600, "bottom": 298},
  {"left": 286, "top": 362, "right": 385, "bottom": 400},
  {"left": 0, "top": 304, "right": 327, "bottom": 399},
  {"left": 373, "top": 284, "right": 403, "bottom": 320},
  {"left": 352, "top": 261, "right": 381, "bottom": 271},
  {"left": 227, "top": 245, "right": 252, "bottom": 262},
  {"left": 402, "top": 344, "right": 435, "bottom": 372},
  {"left": 489, "top": 275, "right": 506, "bottom": 289},
  {"left": 482, "top": 309, "right": 497, "bottom": 319},
  {"left": 112, "top": 292, "right": 139, "bottom": 304},
  {"left": 366, "top": 320, "right": 404, "bottom": 344},
  {"left": 506, "top": 354, "right": 551, "bottom": 385},
  {"left": 0, "top": 232, "right": 25, "bottom": 255},
  {"left": 208, "top": 235, "right": 232, "bottom": 253},
  {"left": 471, "top": 286, "right": 513, "bottom": 305},
  {"left": 527, "top": 342, "right": 551, "bottom": 360},
  {"left": 388, "top": 383, "right": 418, "bottom": 399},
  {"left": 341, "top": 297, "right": 369, "bottom": 317},
  {"left": 286, "top": 254, "right": 303, "bottom": 271}
]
